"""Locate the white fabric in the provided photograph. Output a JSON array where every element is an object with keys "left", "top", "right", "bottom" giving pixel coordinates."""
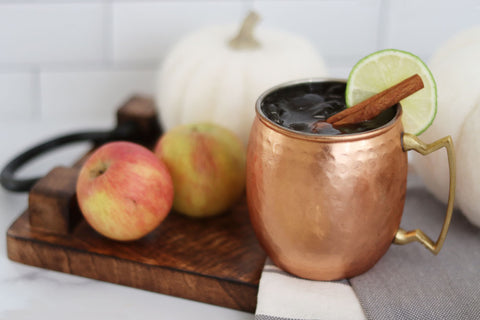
[{"left": 255, "top": 259, "right": 366, "bottom": 320}]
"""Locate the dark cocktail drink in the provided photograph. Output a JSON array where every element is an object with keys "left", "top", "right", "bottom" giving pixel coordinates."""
[{"left": 260, "top": 81, "right": 397, "bottom": 135}]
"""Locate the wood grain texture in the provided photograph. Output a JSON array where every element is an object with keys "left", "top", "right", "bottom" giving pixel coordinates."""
[
  {"left": 116, "top": 95, "right": 162, "bottom": 148},
  {"left": 6, "top": 95, "right": 266, "bottom": 312},
  {"left": 28, "top": 166, "right": 81, "bottom": 235},
  {"left": 8, "top": 200, "right": 264, "bottom": 312}
]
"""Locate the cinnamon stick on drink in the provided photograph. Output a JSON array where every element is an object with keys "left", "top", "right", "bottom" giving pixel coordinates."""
[{"left": 324, "top": 74, "right": 424, "bottom": 127}]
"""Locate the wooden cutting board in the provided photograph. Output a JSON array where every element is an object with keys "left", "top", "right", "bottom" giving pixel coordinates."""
[{"left": 6, "top": 96, "right": 266, "bottom": 313}]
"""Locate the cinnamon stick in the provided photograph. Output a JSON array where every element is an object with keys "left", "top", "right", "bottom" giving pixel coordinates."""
[{"left": 325, "top": 74, "right": 424, "bottom": 127}]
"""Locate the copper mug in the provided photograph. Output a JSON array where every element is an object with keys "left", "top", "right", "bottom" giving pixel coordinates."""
[{"left": 246, "top": 79, "right": 456, "bottom": 280}]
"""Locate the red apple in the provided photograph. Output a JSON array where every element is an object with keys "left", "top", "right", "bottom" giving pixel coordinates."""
[
  {"left": 76, "top": 141, "right": 173, "bottom": 241},
  {"left": 154, "top": 123, "right": 246, "bottom": 218}
]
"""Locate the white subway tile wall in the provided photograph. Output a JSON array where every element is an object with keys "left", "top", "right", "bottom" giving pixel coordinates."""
[
  {"left": 0, "top": 72, "right": 36, "bottom": 120},
  {"left": 40, "top": 69, "right": 156, "bottom": 120},
  {"left": 0, "top": 4, "right": 105, "bottom": 65},
  {"left": 113, "top": 1, "right": 245, "bottom": 63},
  {"left": 383, "top": 0, "right": 480, "bottom": 61},
  {"left": 0, "top": 0, "right": 478, "bottom": 121},
  {"left": 251, "top": 1, "right": 381, "bottom": 62}
]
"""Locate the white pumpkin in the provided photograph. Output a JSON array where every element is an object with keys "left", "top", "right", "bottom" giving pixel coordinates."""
[
  {"left": 411, "top": 25, "right": 480, "bottom": 227},
  {"left": 156, "top": 12, "right": 328, "bottom": 144}
]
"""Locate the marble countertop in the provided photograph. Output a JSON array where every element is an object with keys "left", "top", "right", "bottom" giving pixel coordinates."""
[{"left": 0, "top": 119, "right": 253, "bottom": 320}]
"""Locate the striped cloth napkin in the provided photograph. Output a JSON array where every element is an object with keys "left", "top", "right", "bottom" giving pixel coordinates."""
[{"left": 255, "top": 177, "right": 480, "bottom": 320}]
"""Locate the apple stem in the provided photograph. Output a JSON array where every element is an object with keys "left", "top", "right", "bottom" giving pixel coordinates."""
[{"left": 90, "top": 163, "right": 108, "bottom": 179}]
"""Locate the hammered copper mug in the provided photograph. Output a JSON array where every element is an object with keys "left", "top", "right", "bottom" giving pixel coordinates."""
[{"left": 246, "top": 79, "right": 456, "bottom": 280}]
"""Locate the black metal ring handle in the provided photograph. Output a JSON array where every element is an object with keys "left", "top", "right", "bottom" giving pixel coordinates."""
[{"left": 0, "top": 122, "right": 138, "bottom": 192}]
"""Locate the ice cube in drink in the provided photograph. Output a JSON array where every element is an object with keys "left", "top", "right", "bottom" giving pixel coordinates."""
[{"left": 261, "top": 81, "right": 396, "bottom": 135}]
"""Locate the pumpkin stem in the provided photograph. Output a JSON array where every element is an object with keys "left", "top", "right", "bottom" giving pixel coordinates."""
[{"left": 229, "top": 11, "right": 261, "bottom": 50}]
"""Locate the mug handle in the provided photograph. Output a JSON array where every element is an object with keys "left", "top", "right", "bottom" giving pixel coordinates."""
[{"left": 393, "top": 133, "right": 456, "bottom": 254}]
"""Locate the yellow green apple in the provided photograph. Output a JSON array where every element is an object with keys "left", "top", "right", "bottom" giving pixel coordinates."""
[
  {"left": 76, "top": 141, "right": 174, "bottom": 241},
  {"left": 154, "top": 123, "right": 246, "bottom": 218}
]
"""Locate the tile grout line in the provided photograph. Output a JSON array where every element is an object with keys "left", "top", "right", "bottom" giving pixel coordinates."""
[
  {"left": 103, "top": 1, "right": 114, "bottom": 66},
  {"left": 0, "top": 0, "right": 110, "bottom": 4},
  {"left": 376, "top": 0, "right": 390, "bottom": 50},
  {"left": 0, "top": 0, "right": 207, "bottom": 3},
  {"left": 0, "top": 62, "right": 157, "bottom": 74},
  {"left": 32, "top": 67, "right": 41, "bottom": 120}
]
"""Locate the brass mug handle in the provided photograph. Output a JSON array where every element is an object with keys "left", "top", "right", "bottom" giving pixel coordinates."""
[{"left": 394, "top": 133, "right": 456, "bottom": 254}]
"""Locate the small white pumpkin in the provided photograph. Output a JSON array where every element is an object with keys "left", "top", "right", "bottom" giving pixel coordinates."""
[
  {"left": 411, "top": 25, "right": 480, "bottom": 227},
  {"left": 156, "top": 12, "right": 328, "bottom": 143}
]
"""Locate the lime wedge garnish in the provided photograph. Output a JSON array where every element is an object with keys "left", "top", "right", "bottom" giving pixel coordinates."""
[{"left": 345, "top": 49, "right": 437, "bottom": 135}]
